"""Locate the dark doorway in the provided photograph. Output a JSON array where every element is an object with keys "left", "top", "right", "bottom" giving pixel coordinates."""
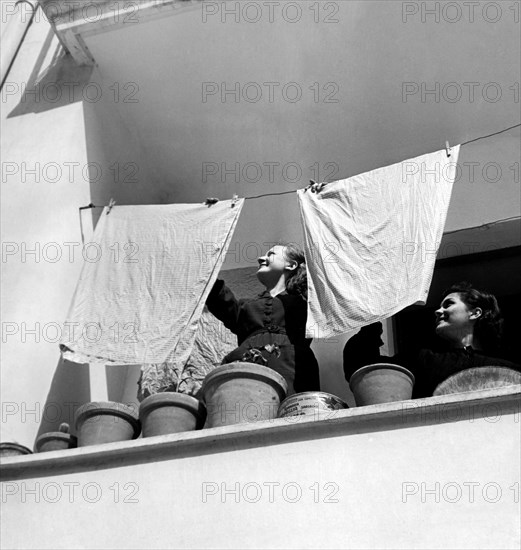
[{"left": 394, "top": 247, "right": 521, "bottom": 365}]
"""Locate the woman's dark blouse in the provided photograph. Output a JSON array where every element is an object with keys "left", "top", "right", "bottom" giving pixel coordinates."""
[
  {"left": 206, "top": 279, "right": 320, "bottom": 395},
  {"left": 343, "top": 322, "right": 521, "bottom": 398}
]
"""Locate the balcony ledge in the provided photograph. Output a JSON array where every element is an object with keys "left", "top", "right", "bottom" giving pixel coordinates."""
[{"left": 1, "top": 385, "right": 519, "bottom": 482}]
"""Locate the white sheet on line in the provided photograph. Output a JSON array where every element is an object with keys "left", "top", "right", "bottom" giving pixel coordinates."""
[
  {"left": 297, "top": 146, "right": 460, "bottom": 338},
  {"left": 60, "top": 200, "right": 244, "bottom": 373},
  {"left": 137, "top": 306, "right": 238, "bottom": 398}
]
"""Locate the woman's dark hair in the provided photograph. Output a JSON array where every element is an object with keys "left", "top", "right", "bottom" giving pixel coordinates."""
[
  {"left": 441, "top": 281, "right": 503, "bottom": 351},
  {"left": 281, "top": 243, "right": 308, "bottom": 299}
]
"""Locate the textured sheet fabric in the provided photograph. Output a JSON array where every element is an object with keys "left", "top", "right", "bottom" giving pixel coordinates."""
[
  {"left": 60, "top": 200, "right": 244, "bottom": 378},
  {"left": 137, "top": 306, "right": 237, "bottom": 399},
  {"left": 297, "top": 147, "right": 460, "bottom": 338}
]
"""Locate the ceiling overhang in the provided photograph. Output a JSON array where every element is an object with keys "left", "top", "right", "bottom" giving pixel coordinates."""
[{"left": 38, "top": 0, "right": 205, "bottom": 65}]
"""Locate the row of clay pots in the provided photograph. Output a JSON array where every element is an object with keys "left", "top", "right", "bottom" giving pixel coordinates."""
[
  {"left": 74, "top": 362, "right": 288, "bottom": 446},
  {"left": 10, "top": 363, "right": 514, "bottom": 454},
  {"left": 348, "top": 363, "right": 521, "bottom": 403},
  {"left": 70, "top": 362, "right": 417, "bottom": 447},
  {"left": 276, "top": 364, "right": 416, "bottom": 416},
  {"left": 0, "top": 424, "right": 78, "bottom": 458},
  {"left": 1, "top": 362, "right": 417, "bottom": 455},
  {"left": 277, "top": 364, "right": 521, "bottom": 411}
]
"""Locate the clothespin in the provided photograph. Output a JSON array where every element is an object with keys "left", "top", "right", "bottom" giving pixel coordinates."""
[
  {"left": 231, "top": 194, "right": 239, "bottom": 208},
  {"left": 304, "top": 180, "right": 315, "bottom": 193},
  {"left": 305, "top": 180, "right": 328, "bottom": 194},
  {"left": 445, "top": 141, "right": 452, "bottom": 158},
  {"left": 205, "top": 197, "right": 219, "bottom": 207},
  {"left": 106, "top": 198, "right": 116, "bottom": 215}
]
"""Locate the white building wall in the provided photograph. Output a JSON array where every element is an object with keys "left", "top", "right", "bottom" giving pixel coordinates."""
[
  {"left": 1, "top": 390, "right": 519, "bottom": 550},
  {"left": 0, "top": 9, "right": 157, "bottom": 447},
  {"left": 1, "top": 1, "right": 520, "bottom": 450},
  {"left": 1, "top": 14, "right": 93, "bottom": 446}
]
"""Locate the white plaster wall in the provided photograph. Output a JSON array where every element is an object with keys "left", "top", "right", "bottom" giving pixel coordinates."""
[
  {"left": 82, "top": 65, "right": 161, "bottom": 217},
  {"left": 79, "top": 0, "right": 520, "bottom": 271},
  {"left": 1, "top": 0, "right": 520, "bottom": 449},
  {"left": 1, "top": 405, "right": 519, "bottom": 549},
  {"left": 0, "top": 15, "right": 93, "bottom": 446},
  {"left": 76, "top": 3, "right": 521, "bottom": 406},
  {"left": 0, "top": 6, "right": 158, "bottom": 448}
]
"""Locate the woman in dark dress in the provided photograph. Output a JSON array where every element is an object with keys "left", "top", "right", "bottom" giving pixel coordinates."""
[
  {"left": 343, "top": 282, "right": 520, "bottom": 398},
  {"left": 206, "top": 244, "right": 320, "bottom": 395}
]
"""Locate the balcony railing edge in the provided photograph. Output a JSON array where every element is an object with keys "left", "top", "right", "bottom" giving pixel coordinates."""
[{"left": 1, "top": 385, "right": 519, "bottom": 482}]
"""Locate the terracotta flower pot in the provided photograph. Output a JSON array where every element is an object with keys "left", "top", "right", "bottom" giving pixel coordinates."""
[
  {"left": 433, "top": 366, "right": 521, "bottom": 396},
  {"left": 34, "top": 423, "right": 77, "bottom": 453},
  {"left": 278, "top": 391, "right": 348, "bottom": 420},
  {"left": 202, "top": 362, "right": 288, "bottom": 428},
  {"left": 0, "top": 442, "right": 32, "bottom": 458},
  {"left": 349, "top": 363, "right": 415, "bottom": 406},
  {"left": 139, "top": 392, "right": 206, "bottom": 437},
  {"left": 75, "top": 401, "right": 140, "bottom": 447}
]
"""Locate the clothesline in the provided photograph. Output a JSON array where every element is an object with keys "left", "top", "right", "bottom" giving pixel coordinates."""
[
  {"left": 443, "top": 215, "right": 521, "bottom": 237},
  {"left": 245, "top": 122, "right": 521, "bottom": 201},
  {"left": 79, "top": 121, "right": 520, "bottom": 211}
]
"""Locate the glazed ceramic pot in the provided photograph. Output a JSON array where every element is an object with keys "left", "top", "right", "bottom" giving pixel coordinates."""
[
  {"left": 139, "top": 392, "right": 206, "bottom": 437},
  {"left": 34, "top": 423, "right": 77, "bottom": 453},
  {"left": 349, "top": 363, "right": 415, "bottom": 406},
  {"left": 202, "top": 362, "right": 288, "bottom": 428},
  {"left": 433, "top": 366, "right": 521, "bottom": 396},
  {"left": 278, "top": 391, "right": 348, "bottom": 419},
  {"left": 75, "top": 401, "right": 140, "bottom": 447}
]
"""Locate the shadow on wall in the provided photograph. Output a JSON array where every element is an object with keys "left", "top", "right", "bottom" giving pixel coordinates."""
[
  {"left": 5, "top": 26, "right": 155, "bottom": 445},
  {"left": 35, "top": 357, "right": 91, "bottom": 442},
  {"left": 7, "top": 31, "right": 94, "bottom": 118},
  {"left": 35, "top": 360, "right": 143, "bottom": 444}
]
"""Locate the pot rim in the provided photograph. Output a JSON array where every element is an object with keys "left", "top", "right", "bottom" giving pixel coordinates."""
[
  {"left": 34, "top": 432, "right": 78, "bottom": 453},
  {"left": 139, "top": 392, "right": 206, "bottom": 420},
  {"left": 349, "top": 363, "right": 415, "bottom": 388},
  {"left": 75, "top": 401, "right": 140, "bottom": 436},
  {"left": 433, "top": 365, "right": 521, "bottom": 396},
  {"left": 279, "top": 391, "right": 348, "bottom": 408},
  {"left": 0, "top": 442, "right": 33, "bottom": 455},
  {"left": 202, "top": 362, "right": 288, "bottom": 398},
  {"left": 445, "top": 365, "right": 521, "bottom": 377}
]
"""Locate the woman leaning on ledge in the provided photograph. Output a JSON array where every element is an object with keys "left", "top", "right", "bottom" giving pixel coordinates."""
[{"left": 343, "top": 282, "right": 521, "bottom": 398}]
